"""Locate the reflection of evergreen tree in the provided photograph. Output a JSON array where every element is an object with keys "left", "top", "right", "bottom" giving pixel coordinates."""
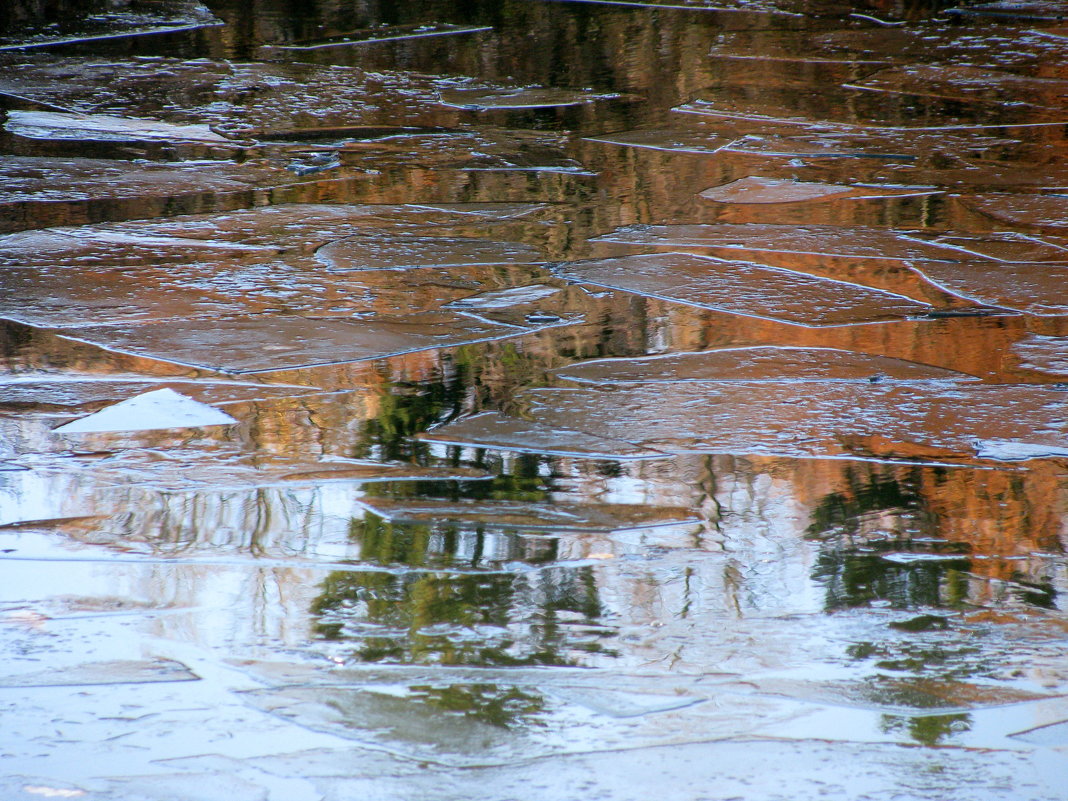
[
  {"left": 410, "top": 684, "right": 546, "bottom": 729},
  {"left": 813, "top": 544, "right": 971, "bottom": 611},
  {"left": 880, "top": 713, "right": 971, "bottom": 746},
  {"left": 359, "top": 461, "right": 553, "bottom": 502},
  {"left": 0, "top": 320, "right": 35, "bottom": 361},
  {"left": 807, "top": 470, "right": 974, "bottom": 611},
  {"left": 354, "top": 513, "right": 437, "bottom": 568},
  {"left": 355, "top": 342, "right": 563, "bottom": 463},
  {"left": 355, "top": 364, "right": 469, "bottom": 463},
  {"left": 806, "top": 470, "right": 925, "bottom": 541},
  {"left": 1008, "top": 574, "right": 1057, "bottom": 609},
  {"left": 349, "top": 511, "right": 559, "bottom": 569},
  {"left": 310, "top": 565, "right": 609, "bottom": 666},
  {"left": 809, "top": 468, "right": 1060, "bottom": 612}
]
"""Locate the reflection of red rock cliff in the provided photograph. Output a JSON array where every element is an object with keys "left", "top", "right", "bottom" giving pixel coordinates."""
[
  {"left": 920, "top": 462, "right": 1068, "bottom": 559},
  {"left": 647, "top": 302, "right": 1068, "bottom": 383},
  {"left": 0, "top": 321, "right": 203, "bottom": 378},
  {"left": 698, "top": 453, "right": 1066, "bottom": 561}
]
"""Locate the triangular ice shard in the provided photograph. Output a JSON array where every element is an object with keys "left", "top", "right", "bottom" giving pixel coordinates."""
[{"left": 53, "top": 388, "right": 237, "bottom": 433}]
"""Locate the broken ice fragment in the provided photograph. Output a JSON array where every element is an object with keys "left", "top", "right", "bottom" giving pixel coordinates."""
[
  {"left": 957, "top": 194, "right": 1068, "bottom": 231},
  {"left": 749, "top": 676, "right": 1049, "bottom": 714},
  {"left": 547, "top": 687, "right": 705, "bottom": 717},
  {"left": 0, "top": 377, "right": 315, "bottom": 411},
  {"left": 584, "top": 128, "right": 736, "bottom": 154},
  {"left": 909, "top": 260, "right": 1068, "bottom": 315},
  {"left": 357, "top": 497, "right": 697, "bottom": 531},
  {"left": 676, "top": 80, "right": 1061, "bottom": 130},
  {"left": 0, "top": 226, "right": 282, "bottom": 268},
  {"left": 418, "top": 410, "right": 664, "bottom": 459},
  {"left": 315, "top": 235, "right": 544, "bottom": 271},
  {"left": 556, "top": 253, "right": 932, "bottom": 326},
  {"left": 700, "top": 177, "right": 860, "bottom": 204},
  {"left": 699, "top": 177, "right": 940, "bottom": 204},
  {"left": 281, "top": 463, "right": 491, "bottom": 483},
  {"left": 1010, "top": 718, "right": 1068, "bottom": 745},
  {"left": 972, "top": 440, "right": 1068, "bottom": 461},
  {"left": 928, "top": 232, "right": 1068, "bottom": 263},
  {"left": 0, "top": 658, "right": 198, "bottom": 688},
  {"left": 847, "top": 65, "right": 1068, "bottom": 109},
  {"left": 259, "top": 23, "right": 491, "bottom": 53},
  {"left": 554, "top": 347, "right": 977, "bottom": 384},
  {"left": 444, "top": 284, "right": 563, "bottom": 309},
  {"left": 443, "top": 382, "right": 1068, "bottom": 461},
  {"left": 4, "top": 110, "right": 231, "bottom": 145},
  {"left": 590, "top": 224, "right": 970, "bottom": 262},
  {"left": 52, "top": 388, "right": 237, "bottom": 433},
  {"left": 881, "top": 553, "right": 970, "bottom": 565},
  {"left": 525, "top": 311, "right": 562, "bottom": 323},
  {"left": 721, "top": 134, "right": 911, "bottom": 161},
  {"left": 59, "top": 313, "right": 527, "bottom": 373},
  {"left": 0, "top": 156, "right": 303, "bottom": 234},
  {"left": 439, "top": 86, "right": 617, "bottom": 110}
]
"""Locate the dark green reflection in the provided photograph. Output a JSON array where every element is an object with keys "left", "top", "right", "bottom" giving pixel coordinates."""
[
  {"left": 806, "top": 471, "right": 924, "bottom": 541},
  {"left": 805, "top": 470, "right": 976, "bottom": 611},
  {"left": 846, "top": 641, "right": 989, "bottom": 682},
  {"left": 359, "top": 467, "right": 553, "bottom": 503},
  {"left": 880, "top": 713, "right": 972, "bottom": 746},
  {"left": 311, "top": 565, "right": 612, "bottom": 666},
  {"left": 1009, "top": 573, "right": 1058, "bottom": 609},
  {"left": 350, "top": 512, "right": 559, "bottom": 569},
  {"left": 813, "top": 541, "right": 971, "bottom": 611},
  {"left": 874, "top": 644, "right": 981, "bottom": 676},
  {"left": 354, "top": 342, "right": 569, "bottom": 464},
  {"left": 355, "top": 368, "right": 469, "bottom": 463},
  {"left": 354, "top": 513, "right": 438, "bottom": 569},
  {"left": 0, "top": 319, "right": 36, "bottom": 361},
  {"left": 409, "top": 683, "right": 546, "bottom": 729}
]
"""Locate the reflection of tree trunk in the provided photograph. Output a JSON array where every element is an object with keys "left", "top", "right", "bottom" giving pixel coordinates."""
[{"left": 249, "top": 488, "right": 273, "bottom": 558}]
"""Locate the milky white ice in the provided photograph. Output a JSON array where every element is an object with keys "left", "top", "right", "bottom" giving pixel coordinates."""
[{"left": 52, "top": 388, "right": 238, "bottom": 433}]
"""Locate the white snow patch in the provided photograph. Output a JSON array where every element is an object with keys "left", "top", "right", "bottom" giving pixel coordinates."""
[{"left": 53, "top": 388, "right": 237, "bottom": 434}]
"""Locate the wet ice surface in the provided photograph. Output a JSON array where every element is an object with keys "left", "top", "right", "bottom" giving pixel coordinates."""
[
  {"left": 4, "top": 110, "right": 232, "bottom": 145},
  {"left": 3, "top": 0, "right": 1068, "bottom": 799},
  {"left": 556, "top": 252, "right": 934, "bottom": 325},
  {"left": 590, "top": 223, "right": 979, "bottom": 262},
  {"left": 314, "top": 235, "right": 544, "bottom": 272},
  {"left": 438, "top": 85, "right": 622, "bottom": 110},
  {"left": 910, "top": 260, "right": 1068, "bottom": 315},
  {"left": 429, "top": 380, "right": 1068, "bottom": 461},
  {"left": 553, "top": 346, "right": 980, "bottom": 384},
  {"left": 698, "top": 176, "right": 941, "bottom": 204},
  {"left": 0, "top": 0, "right": 221, "bottom": 50}
]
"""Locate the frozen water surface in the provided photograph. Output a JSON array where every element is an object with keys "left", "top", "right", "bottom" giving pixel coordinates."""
[
  {"left": 557, "top": 252, "right": 934, "bottom": 325},
  {"left": 698, "top": 176, "right": 941, "bottom": 204},
  {"left": 554, "top": 346, "right": 980, "bottom": 384},
  {"left": 315, "top": 235, "right": 544, "bottom": 272},
  {"left": 428, "top": 381, "right": 1068, "bottom": 461},
  {"left": 3, "top": 0, "right": 1068, "bottom": 799},
  {"left": 591, "top": 223, "right": 980, "bottom": 261},
  {"left": 909, "top": 259, "right": 1068, "bottom": 315},
  {"left": 438, "top": 85, "right": 621, "bottom": 110},
  {"left": 584, "top": 128, "right": 737, "bottom": 154}
]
